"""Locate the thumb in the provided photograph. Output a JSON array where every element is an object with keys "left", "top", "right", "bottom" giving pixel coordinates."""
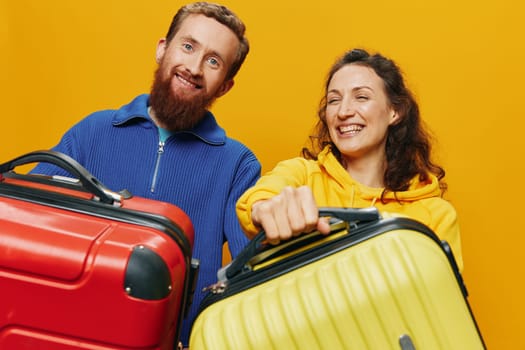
[{"left": 317, "top": 217, "right": 332, "bottom": 235}]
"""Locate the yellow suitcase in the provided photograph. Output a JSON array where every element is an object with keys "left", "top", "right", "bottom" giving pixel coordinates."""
[{"left": 189, "top": 207, "right": 485, "bottom": 350}]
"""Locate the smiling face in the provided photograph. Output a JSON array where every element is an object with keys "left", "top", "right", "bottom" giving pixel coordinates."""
[
  {"left": 149, "top": 14, "right": 239, "bottom": 130},
  {"left": 325, "top": 63, "right": 399, "bottom": 164}
]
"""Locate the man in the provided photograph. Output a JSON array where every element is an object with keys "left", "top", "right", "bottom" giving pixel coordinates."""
[{"left": 31, "top": 2, "right": 261, "bottom": 347}]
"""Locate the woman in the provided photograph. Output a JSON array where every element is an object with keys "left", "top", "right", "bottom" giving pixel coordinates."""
[{"left": 236, "top": 48, "right": 463, "bottom": 271}]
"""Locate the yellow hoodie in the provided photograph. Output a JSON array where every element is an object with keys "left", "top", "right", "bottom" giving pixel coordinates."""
[{"left": 236, "top": 147, "right": 463, "bottom": 272}]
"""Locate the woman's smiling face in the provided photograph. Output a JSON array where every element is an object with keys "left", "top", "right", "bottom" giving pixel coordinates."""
[{"left": 325, "top": 63, "right": 399, "bottom": 163}]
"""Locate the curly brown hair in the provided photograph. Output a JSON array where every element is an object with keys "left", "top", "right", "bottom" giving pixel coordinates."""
[{"left": 302, "top": 48, "right": 447, "bottom": 197}]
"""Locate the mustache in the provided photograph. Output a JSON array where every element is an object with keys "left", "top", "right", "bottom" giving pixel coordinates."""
[{"left": 169, "top": 66, "right": 203, "bottom": 89}]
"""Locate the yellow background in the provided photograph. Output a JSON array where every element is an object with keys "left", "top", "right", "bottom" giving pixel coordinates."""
[{"left": 4, "top": 0, "right": 524, "bottom": 348}]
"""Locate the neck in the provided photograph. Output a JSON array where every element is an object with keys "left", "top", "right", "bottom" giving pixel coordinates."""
[
  {"left": 343, "top": 155, "right": 387, "bottom": 188},
  {"left": 148, "top": 107, "right": 168, "bottom": 129}
]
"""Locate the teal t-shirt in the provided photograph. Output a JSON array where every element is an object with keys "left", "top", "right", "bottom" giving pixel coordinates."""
[{"left": 158, "top": 126, "right": 173, "bottom": 143}]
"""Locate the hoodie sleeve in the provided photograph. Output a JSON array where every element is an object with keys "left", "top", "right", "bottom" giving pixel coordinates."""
[
  {"left": 427, "top": 199, "right": 464, "bottom": 272},
  {"left": 236, "top": 157, "right": 310, "bottom": 238}
]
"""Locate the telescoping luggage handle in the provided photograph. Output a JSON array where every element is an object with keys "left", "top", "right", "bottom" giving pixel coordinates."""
[
  {"left": 0, "top": 150, "right": 122, "bottom": 205},
  {"left": 223, "top": 206, "right": 381, "bottom": 280}
]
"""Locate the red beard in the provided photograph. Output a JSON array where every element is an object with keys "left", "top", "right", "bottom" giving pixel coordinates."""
[{"left": 149, "top": 65, "right": 215, "bottom": 131}]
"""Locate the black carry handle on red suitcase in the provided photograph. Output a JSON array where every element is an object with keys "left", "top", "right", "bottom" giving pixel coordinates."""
[{"left": 0, "top": 150, "right": 122, "bottom": 203}]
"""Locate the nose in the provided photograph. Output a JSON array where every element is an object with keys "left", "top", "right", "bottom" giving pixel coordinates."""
[
  {"left": 185, "top": 56, "right": 203, "bottom": 77},
  {"left": 337, "top": 98, "right": 355, "bottom": 119}
]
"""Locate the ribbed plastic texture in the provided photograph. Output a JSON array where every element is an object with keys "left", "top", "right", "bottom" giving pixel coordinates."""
[{"left": 190, "top": 229, "right": 484, "bottom": 349}]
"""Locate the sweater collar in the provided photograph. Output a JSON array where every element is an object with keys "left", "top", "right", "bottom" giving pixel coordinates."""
[{"left": 112, "top": 94, "right": 226, "bottom": 145}]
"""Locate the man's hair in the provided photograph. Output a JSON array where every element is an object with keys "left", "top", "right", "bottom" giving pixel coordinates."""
[
  {"left": 303, "top": 48, "right": 447, "bottom": 196},
  {"left": 165, "top": 2, "right": 249, "bottom": 81}
]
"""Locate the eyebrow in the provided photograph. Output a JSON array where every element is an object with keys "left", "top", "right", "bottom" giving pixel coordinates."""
[
  {"left": 327, "top": 86, "right": 373, "bottom": 94},
  {"left": 351, "top": 85, "right": 373, "bottom": 92}
]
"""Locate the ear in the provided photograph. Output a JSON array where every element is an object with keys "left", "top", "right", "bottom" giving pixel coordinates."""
[
  {"left": 215, "top": 79, "right": 235, "bottom": 98},
  {"left": 155, "top": 38, "right": 167, "bottom": 64},
  {"left": 389, "top": 110, "right": 401, "bottom": 125}
]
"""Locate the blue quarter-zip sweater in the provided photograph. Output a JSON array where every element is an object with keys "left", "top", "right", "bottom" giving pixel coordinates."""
[{"left": 31, "top": 94, "right": 261, "bottom": 345}]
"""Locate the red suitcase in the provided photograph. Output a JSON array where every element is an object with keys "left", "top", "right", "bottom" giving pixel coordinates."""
[{"left": 0, "top": 150, "right": 198, "bottom": 350}]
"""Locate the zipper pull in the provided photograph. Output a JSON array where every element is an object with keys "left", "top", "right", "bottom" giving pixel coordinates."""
[
  {"left": 202, "top": 281, "right": 227, "bottom": 294},
  {"left": 158, "top": 141, "right": 165, "bottom": 154}
]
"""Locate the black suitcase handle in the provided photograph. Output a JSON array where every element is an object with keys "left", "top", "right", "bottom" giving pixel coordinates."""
[
  {"left": 223, "top": 207, "right": 380, "bottom": 280},
  {"left": 0, "top": 150, "right": 121, "bottom": 205}
]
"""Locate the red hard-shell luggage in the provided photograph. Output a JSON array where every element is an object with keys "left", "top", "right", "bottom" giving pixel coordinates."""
[{"left": 0, "top": 150, "right": 198, "bottom": 350}]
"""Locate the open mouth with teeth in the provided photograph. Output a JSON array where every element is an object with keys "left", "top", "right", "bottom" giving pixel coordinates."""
[
  {"left": 175, "top": 73, "right": 203, "bottom": 90},
  {"left": 339, "top": 124, "right": 363, "bottom": 135}
]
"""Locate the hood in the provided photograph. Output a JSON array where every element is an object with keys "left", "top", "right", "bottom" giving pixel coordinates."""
[{"left": 318, "top": 146, "right": 442, "bottom": 204}]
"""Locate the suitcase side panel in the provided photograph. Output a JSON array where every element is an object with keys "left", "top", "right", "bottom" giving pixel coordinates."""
[
  {"left": 190, "top": 228, "right": 484, "bottom": 350},
  {"left": 0, "top": 197, "right": 110, "bottom": 280},
  {"left": 0, "top": 179, "right": 194, "bottom": 349},
  {"left": 0, "top": 178, "right": 194, "bottom": 257},
  {"left": 0, "top": 219, "right": 188, "bottom": 349}
]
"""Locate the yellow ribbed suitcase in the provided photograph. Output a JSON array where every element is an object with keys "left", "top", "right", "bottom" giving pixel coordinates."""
[{"left": 189, "top": 207, "right": 485, "bottom": 350}]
